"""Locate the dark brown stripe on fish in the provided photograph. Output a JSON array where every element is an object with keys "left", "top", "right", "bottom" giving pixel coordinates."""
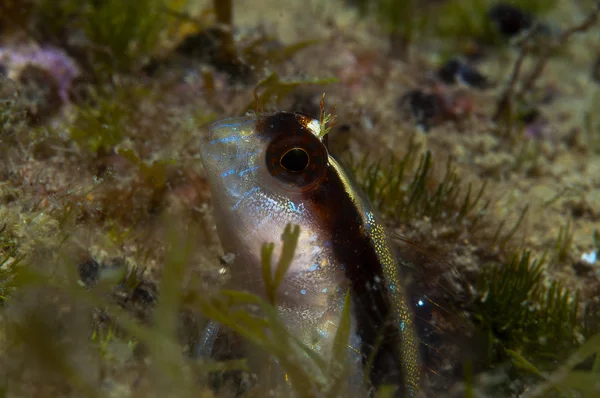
[
  {"left": 257, "top": 112, "right": 418, "bottom": 396},
  {"left": 311, "top": 160, "right": 414, "bottom": 396}
]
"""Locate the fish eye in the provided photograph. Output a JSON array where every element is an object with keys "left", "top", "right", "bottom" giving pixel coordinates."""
[
  {"left": 266, "top": 138, "right": 327, "bottom": 189},
  {"left": 261, "top": 112, "right": 328, "bottom": 190},
  {"left": 280, "top": 148, "right": 309, "bottom": 172}
]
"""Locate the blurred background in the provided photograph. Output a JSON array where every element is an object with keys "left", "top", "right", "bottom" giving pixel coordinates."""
[{"left": 0, "top": 1, "right": 600, "bottom": 397}]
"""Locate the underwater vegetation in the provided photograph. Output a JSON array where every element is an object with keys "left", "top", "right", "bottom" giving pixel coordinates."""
[
  {"left": 346, "top": 141, "right": 600, "bottom": 394},
  {"left": 0, "top": 0, "right": 600, "bottom": 397},
  {"left": 24, "top": 0, "right": 170, "bottom": 75},
  {"left": 348, "top": 0, "right": 558, "bottom": 60}
]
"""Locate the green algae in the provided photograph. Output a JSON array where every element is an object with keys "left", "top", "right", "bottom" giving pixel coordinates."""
[
  {"left": 68, "top": 84, "right": 152, "bottom": 154},
  {"left": 84, "top": 0, "right": 168, "bottom": 73},
  {"left": 33, "top": 0, "right": 170, "bottom": 74},
  {"left": 34, "top": 0, "right": 168, "bottom": 74},
  {"left": 345, "top": 140, "right": 489, "bottom": 233},
  {"left": 261, "top": 224, "right": 299, "bottom": 306},
  {"left": 189, "top": 224, "right": 362, "bottom": 397},
  {"left": 584, "top": 92, "right": 600, "bottom": 154},
  {"left": 554, "top": 221, "right": 574, "bottom": 263},
  {"left": 353, "top": 0, "right": 559, "bottom": 57},
  {"left": 431, "top": 0, "right": 556, "bottom": 47},
  {"left": 352, "top": 0, "right": 426, "bottom": 58},
  {"left": 0, "top": 0, "right": 599, "bottom": 397},
  {"left": 473, "top": 251, "right": 581, "bottom": 368},
  {"left": 347, "top": 144, "right": 599, "bottom": 393},
  {"left": 247, "top": 72, "right": 339, "bottom": 114}
]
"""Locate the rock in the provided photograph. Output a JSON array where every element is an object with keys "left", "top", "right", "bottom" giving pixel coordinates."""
[
  {"left": 437, "top": 58, "right": 489, "bottom": 89},
  {"left": 488, "top": 3, "right": 533, "bottom": 37},
  {"left": 78, "top": 258, "right": 101, "bottom": 287},
  {"left": 399, "top": 89, "right": 444, "bottom": 131}
]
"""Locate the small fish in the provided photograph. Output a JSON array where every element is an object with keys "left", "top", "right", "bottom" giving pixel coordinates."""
[{"left": 199, "top": 110, "right": 421, "bottom": 396}]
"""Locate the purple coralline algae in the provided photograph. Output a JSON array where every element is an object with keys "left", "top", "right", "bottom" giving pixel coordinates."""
[{"left": 0, "top": 44, "right": 80, "bottom": 103}]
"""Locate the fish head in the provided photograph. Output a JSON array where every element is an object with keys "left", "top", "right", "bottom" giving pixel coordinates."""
[
  {"left": 199, "top": 112, "right": 337, "bottom": 288},
  {"left": 200, "top": 111, "right": 328, "bottom": 210}
]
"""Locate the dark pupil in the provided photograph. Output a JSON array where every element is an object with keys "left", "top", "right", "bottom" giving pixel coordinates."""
[{"left": 280, "top": 148, "right": 309, "bottom": 172}]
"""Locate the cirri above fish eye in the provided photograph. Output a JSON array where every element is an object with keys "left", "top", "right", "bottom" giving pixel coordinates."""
[{"left": 199, "top": 110, "right": 421, "bottom": 397}]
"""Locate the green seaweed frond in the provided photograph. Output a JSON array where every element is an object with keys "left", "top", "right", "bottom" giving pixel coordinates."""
[
  {"left": 583, "top": 91, "right": 600, "bottom": 154},
  {"left": 30, "top": 0, "right": 82, "bottom": 42},
  {"left": 511, "top": 0, "right": 559, "bottom": 15},
  {"left": 347, "top": 143, "right": 487, "bottom": 229},
  {"left": 0, "top": 187, "right": 69, "bottom": 304},
  {"left": 33, "top": 0, "right": 170, "bottom": 73},
  {"left": 247, "top": 72, "right": 338, "bottom": 114},
  {"left": 554, "top": 221, "right": 574, "bottom": 263},
  {"left": 83, "top": 0, "right": 169, "bottom": 73},
  {"left": 188, "top": 223, "right": 356, "bottom": 396},
  {"left": 489, "top": 204, "right": 529, "bottom": 250},
  {"left": 512, "top": 138, "right": 544, "bottom": 173},
  {"left": 373, "top": 0, "right": 418, "bottom": 35},
  {"left": 508, "top": 332, "right": 600, "bottom": 398},
  {"left": 193, "top": 290, "right": 325, "bottom": 395},
  {"left": 582, "top": 291, "right": 600, "bottom": 377},
  {"left": 69, "top": 92, "right": 128, "bottom": 153},
  {"left": 473, "top": 250, "right": 582, "bottom": 369},
  {"left": 1, "top": 218, "right": 203, "bottom": 396},
  {"left": 69, "top": 84, "right": 151, "bottom": 154},
  {"left": 261, "top": 224, "right": 300, "bottom": 306},
  {"left": 347, "top": 146, "right": 533, "bottom": 250},
  {"left": 117, "top": 148, "right": 176, "bottom": 190},
  {"left": 328, "top": 290, "right": 353, "bottom": 395},
  {"left": 209, "top": 0, "right": 237, "bottom": 69},
  {"left": 90, "top": 321, "right": 137, "bottom": 362},
  {"left": 433, "top": 0, "right": 557, "bottom": 48},
  {"left": 353, "top": 0, "right": 427, "bottom": 58},
  {"left": 241, "top": 37, "right": 321, "bottom": 70},
  {"left": 433, "top": 0, "right": 502, "bottom": 47},
  {"left": 353, "top": 0, "right": 558, "bottom": 55},
  {"left": 120, "top": 265, "right": 147, "bottom": 294}
]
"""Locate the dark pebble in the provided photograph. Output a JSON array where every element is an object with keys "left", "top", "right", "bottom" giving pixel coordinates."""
[
  {"left": 521, "top": 108, "right": 540, "bottom": 124},
  {"left": 17, "top": 65, "right": 62, "bottom": 123},
  {"left": 488, "top": 3, "right": 533, "bottom": 37},
  {"left": 438, "top": 59, "right": 461, "bottom": 84},
  {"left": 132, "top": 283, "right": 156, "bottom": 304},
  {"left": 398, "top": 90, "right": 444, "bottom": 132},
  {"left": 437, "top": 58, "right": 489, "bottom": 89},
  {"left": 176, "top": 27, "right": 223, "bottom": 60},
  {"left": 174, "top": 27, "right": 252, "bottom": 82},
  {"left": 573, "top": 260, "right": 594, "bottom": 277},
  {"left": 78, "top": 259, "right": 101, "bottom": 287}
]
